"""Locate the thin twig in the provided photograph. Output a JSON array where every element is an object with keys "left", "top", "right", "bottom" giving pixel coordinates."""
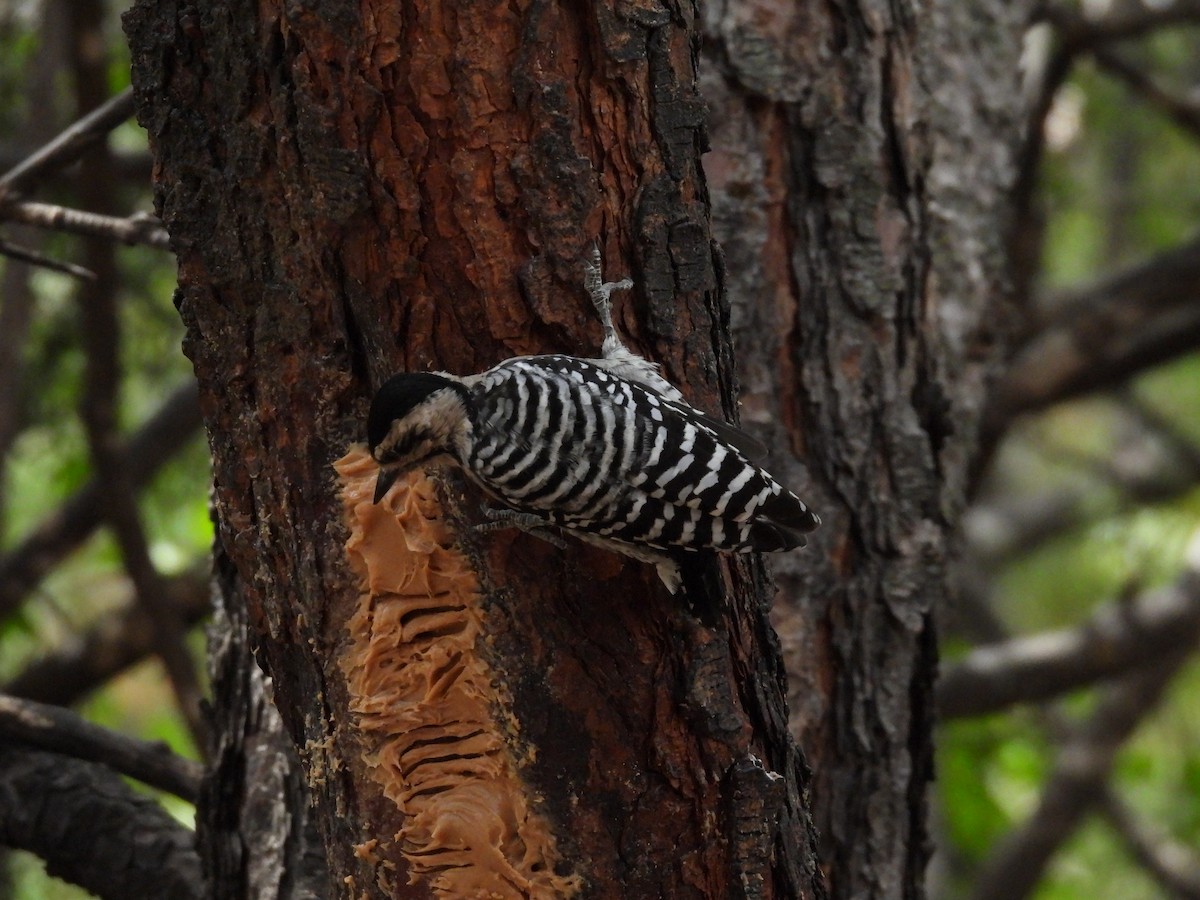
[
  {"left": 0, "top": 237, "right": 96, "bottom": 279},
  {"left": 3, "top": 201, "right": 170, "bottom": 249},
  {"left": 0, "top": 87, "right": 135, "bottom": 201},
  {"left": 1094, "top": 47, "right": 1200, "bottom": 140},
  {"left": 0, "top": 381, "right": 202, "bottom": 621},
  {"left": 1101, "top": 789, "right": 1200, "bottom": 899},
  {"left": 0, "top": 693, "right": 203, "bottom": 801}
]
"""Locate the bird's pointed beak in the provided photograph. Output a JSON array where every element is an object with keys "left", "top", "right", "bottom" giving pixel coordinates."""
[{"left": 373, "top": 467, "right": 400, "bottom": 504}]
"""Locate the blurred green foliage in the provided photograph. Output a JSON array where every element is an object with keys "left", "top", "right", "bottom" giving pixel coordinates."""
[
  {"left": 2, "top": 3, "right": 1200, "bottom": 900},
  {"left": 0, "top": 7, "right": 207, "bottom": 897},
  {"left": 938, "top": 19, "right": 1200, "bottom": 900}
]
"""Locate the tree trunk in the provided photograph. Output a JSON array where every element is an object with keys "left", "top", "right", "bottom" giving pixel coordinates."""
[
  {"left": 198, "top": 544, "right": 328, "bottom": 899},
  {"left": 125, "top": 1, "right": 823, "bottom": 897},
  {"left": 700, "top": 1, "right": 1030, "bottom": 896}
]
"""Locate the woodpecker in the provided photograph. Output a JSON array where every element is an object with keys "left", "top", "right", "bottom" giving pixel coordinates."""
[{"left": 367, "top": 250, "right": 818, "bottom": 592}]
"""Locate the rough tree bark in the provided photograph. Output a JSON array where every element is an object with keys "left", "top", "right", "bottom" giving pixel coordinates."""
[
  {"left": 700, "top": 1, "right": 1030, "bottom": 896},
  {"left": 126, "top": 1, "right": 824, "bottom": 898},
  {"left": 0, "top": 747, "right": 202, "bottom": 900}
]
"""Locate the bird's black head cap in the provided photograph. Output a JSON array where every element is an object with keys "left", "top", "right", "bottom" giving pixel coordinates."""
[{"left": 367, "top": 372, "right": 462, "bottom": 453}]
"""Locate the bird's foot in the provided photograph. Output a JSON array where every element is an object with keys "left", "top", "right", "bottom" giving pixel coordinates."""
[
  {"left": 583, "top": 244, "right": 633, "bottom": 359},
  {"left": 474, "top": 507, "right": 569, "bottom": 549}
]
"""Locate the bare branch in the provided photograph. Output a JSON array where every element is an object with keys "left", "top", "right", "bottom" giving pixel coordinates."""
[
  {"left": 0, "top": 87, "right": 135, "bottom": 201},
  {"left": 0, "top": 146, "right": 153, "bottom": 185},
  {"left": 0, "top": 381, "right": 202, "bottom": 621},
  {"left": 968, "top": 397, "right": 1200, "bottom": 566},
  {"left": 983, "top": 235, "right": 1200, "bottom": 445},
  {"left": 970, "top": 653, "right": 1192, "bottom": 900},
  {"left": 74, "top": 228, "right": 206, "bottom": 747},
  {"left": 0, "top": 746, "right": 202, "bottom": 900},
  {"left": 1101, "top": 789, "right": 1200, "bottom": 899},
  {"left": 1041, "top": 1, "right": 1200, "bottom": 52},
  {"left": 0, "top": 693, "right": 202, "bottom": 800},
  {"left": 964, "top": 488, "right": 1096, "bottom": 568},
  {"left": 0, "top": 236, "right": 96, "bottom": 279},
  {"left": 1012, "top": 4, "right": 1200, "bottom": 325},
  {"left": 1093, "top": 47, "right": 1200, "bottom": 140},
  {"left": 1010, "top": 34, "right": 1073, "bottom": 310},
  {"left": 3, "top": 201, "right": 170, "bottom": 249},
  {"left": 4, "top": 571, "right": 211, "bottom": 707},
  {"left": 939, "top": 572, "right": 1200, "bottom": 718}
]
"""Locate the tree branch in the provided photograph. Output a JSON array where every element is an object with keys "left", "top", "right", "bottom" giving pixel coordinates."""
[
  {"left": 2, "top": 201, "right": 169, "bottom": 249},
  {"left": 1040, "top": 1, "right": 1200, "bottom": 52},
  {"left": 939, "top": 571, "right": 1200, "bottom": 718},
  {"left": 1101, "top": 789, "right": 1200, "bottom": 899},
  {"left": 1092, "top": 47, "right": 1200, "bottom": 140},
  {"left": 0, "top": 693, "right": 202, "bottom": 800},
  {"left": 0, "top": 87, "right": 134, "bottom": 202},
  {"left": 0, "top": 147, "right": 152, "bottom": 185},
  {"left": 982, "top": 235, "right": 1200, "bottom": 447},
  {"left": 1009, "top": 32, "right": 1072, "bottom": 314},
  {"left": 967, "top": 395, "right": 1200, "bottom": 567},
  {"left": 0, "top": 236, "right": 96, "bottom": 279},
  {"left": 4, "top": 570, "right": 210, "bottom": 707},
  {"left": 0, "top": 746, "right": 202, "bottom": 900},
  {"left": 970, "top": 652, "right": 1192, "bottom": 900},
  {"left": 1009, "top": 3, "right": 1200, "bottom": 364},
  {"left": 0, "top": 380, "right": 202, "bottom": 621}
]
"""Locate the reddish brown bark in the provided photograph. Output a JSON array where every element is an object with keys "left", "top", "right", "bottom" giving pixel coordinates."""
[{"left": 126, "top": 1, "right": 822, "bottom": 897}]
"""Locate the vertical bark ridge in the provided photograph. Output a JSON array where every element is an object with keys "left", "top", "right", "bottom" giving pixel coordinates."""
[{"left": 127, "top": 0, "right": 824, "bottom": 895}]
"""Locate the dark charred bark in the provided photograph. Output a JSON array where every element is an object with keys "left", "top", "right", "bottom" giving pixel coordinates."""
[
  {"left": 125, "top": 1, "right": 822, "bottom": 897},
  {"left": 198, "top": 543, "right": 329, "bottom": 900},
  {"left": 0, "top": 746, "right": 202, "bottom": 900}
]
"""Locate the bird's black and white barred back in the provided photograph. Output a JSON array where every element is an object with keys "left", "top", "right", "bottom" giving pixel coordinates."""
[{"left": 368, "top": 248, "right": 819, "bottom": 592}]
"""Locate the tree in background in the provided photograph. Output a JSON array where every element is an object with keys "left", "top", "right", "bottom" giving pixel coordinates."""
[{"left": 1, "top": 1, "right": 1199, "bottom": 899}]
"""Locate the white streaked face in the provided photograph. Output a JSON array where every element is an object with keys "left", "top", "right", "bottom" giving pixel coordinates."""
[{"left": 370, "top": 388, "right": 466, "bottom": 502}]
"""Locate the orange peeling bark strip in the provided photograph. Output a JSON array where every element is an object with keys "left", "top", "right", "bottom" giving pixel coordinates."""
[{"left": 334, "top": 447, "right": 581, "bottom": 898}]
